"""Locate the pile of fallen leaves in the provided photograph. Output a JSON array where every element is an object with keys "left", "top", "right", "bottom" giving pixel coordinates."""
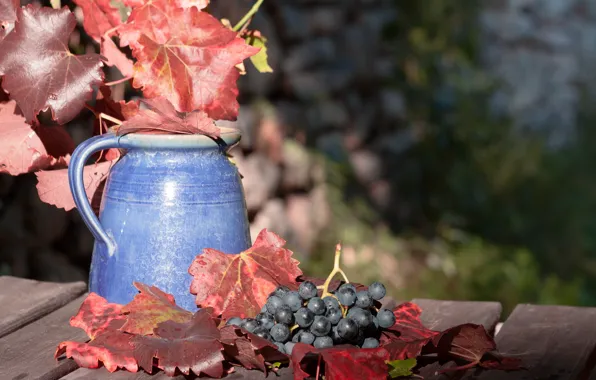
[{"left": 55, "top": 229, "right": 520, "bottom": 379}]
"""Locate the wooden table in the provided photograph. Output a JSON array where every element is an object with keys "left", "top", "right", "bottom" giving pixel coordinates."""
[{"left": 1, "top": 275, "right": 596, "bottom": 380}]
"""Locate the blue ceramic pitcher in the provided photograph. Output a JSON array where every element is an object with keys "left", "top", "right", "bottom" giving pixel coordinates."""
[{"left": 68, "top": 130, "right": 252, "bottom": 311}]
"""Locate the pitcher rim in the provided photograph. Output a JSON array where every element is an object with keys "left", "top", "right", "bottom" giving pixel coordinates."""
[{"left": 117, "top": 127, "right": 241, "bottom": 149}]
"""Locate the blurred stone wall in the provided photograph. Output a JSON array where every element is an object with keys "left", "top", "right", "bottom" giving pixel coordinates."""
[{"left": 1, "top": 0, "right": 595, "bottom": 283}]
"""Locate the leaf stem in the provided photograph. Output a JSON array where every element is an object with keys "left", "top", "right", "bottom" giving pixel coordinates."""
[
  {"left": 232, "top": 0, "right": 264, "bottom": 32},
  {"left": 320, "top": 243, "right": 349, "bottom": 299},
  {"left": 100, "top": 113, "right": 123, "bottom": 126},
  {"left": 104, "top": 76, "right": 132, "bottom": 86}
]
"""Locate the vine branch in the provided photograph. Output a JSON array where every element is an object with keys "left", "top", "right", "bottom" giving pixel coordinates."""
[{"left": 232, "top": 0, "right": 264, "bottom": 32}]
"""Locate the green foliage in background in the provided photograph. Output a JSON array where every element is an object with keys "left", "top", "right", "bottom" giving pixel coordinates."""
[{"left": 306, "top": 0, "right": 594, "bottom": 313}]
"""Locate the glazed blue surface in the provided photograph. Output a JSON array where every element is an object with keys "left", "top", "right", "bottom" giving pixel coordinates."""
[{"left": 68, "top": 132, "right": 251, "bottom": 311}]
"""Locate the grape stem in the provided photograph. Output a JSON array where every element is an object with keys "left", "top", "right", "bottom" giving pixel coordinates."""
[
  {"left": 320, "top": 243, "right": 350, "bottom": 299},
  {"left": 232, "top": 0, "right": 264, "bottom": 32}
]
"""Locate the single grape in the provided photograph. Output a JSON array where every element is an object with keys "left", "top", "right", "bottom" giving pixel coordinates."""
[
  {"left": 377, "top": 308, "right": 396, "bottom": 328},
  {"left": 271, "top": 285, "right": 290, "bottom": 299},
  {"left": 298, "top": 281, "right": 318, "bottom": 300},
  {"left": 274, "top": 341, "right": 286, "bottom": 353},
  {"left": 241, "top": 318, "right": 260, "bottom": 333},
  {"left": 307, "top": 297, "right": 326, "bottom": 315},
  {"left": 295, "top": 307, "right": 315, "bottom": 328},
  {"left": 284, "top": 342, "right": 296, "bottom": 355},
  {"left": 325, "top": 307, "right": 342, "bottom": 325},
  {"left": 283, "top": 291, "right": 303, "bottom": 312},
  {"left": 372, "top": 315, "right": 379, "bottom": 329},
  {"left": 310, "top": 316, "right": 332, "bottom": 336},
  {"left": 347, "top": 307, "right": 373, "bottom": 328},
  {"left": 338, "top": 283, "right": 357, "bottom": 292},
  {"left": 266, "top": 295, "right": 284, "bottom": 315},
  {"left": 361, "top": 337, "right": 380, "bottom": 348},
  {"left": 270, "top": 323, "right": 291, "bottom": 343},
  {"left": 330, "top": 325, "right": 343, "bottom": 344},
  {"left": 298, "top": 331, "right": 316, "bottom": 345},
  {"left": 261, "top": 304, "right": 269, "bottom": 314},
  {"left": 352, "top": 329, "right": 365, "bottom": 345},
  {"left": 256, "top": 312, "right": 275, "bottom": 330},
  {"left": 275, "top": 305, "right": 295, "bottom": 325},
  {"left": 355, "top": 290, "right": 373, "bottom": 308},
  {"left": 337, "top": 287, "right": 356, "bottom": 306},
  {"left": 226, "top": 317, "right": 243, "bottom": 326},
  {"left": 252, "top": 326, "right": 271, "bottom": 340},
  {"left": 314, "top": 336, "right": 333, "bottom": 349},
  {"left": 323, "top": 296, "right": 340, "bottom": 310},
  {"left": 337, "top": 318, "right": 359, "bottom": 340},
  {"left": 368, "top": 282, "right": 386, "bottom": 300}
]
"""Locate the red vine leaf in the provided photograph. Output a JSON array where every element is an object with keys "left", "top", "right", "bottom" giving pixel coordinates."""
[
  {"left": 115, "top": 97, "right": 220, "bottom": 136},
  {"left": 0, "top": 101, "right": 72, "bottom": 175},
  {"left": 380, "top": 302, "right": 439, "bottom": 360},
  {"left": 119, "top": 282, "right": 193, "bottom": 335},
  {"left": 70, "top": 293, "right": 126, "bottom": 339},
  {"left": 123, "top": 6, "right": 258, "bottom": 119},
  {"left": 0, "top": 0, "right": 18, "bottom": 41},
  {"left": 175, "top": 0, "right": 209, "bottom": 9},
  {"left": 189, "top": 229, "right": 302, "bottom": 319},
  {"left": 131, "top": 309, "right": 225, "bottom": 377},
  {"left": 291, "top": 343, "right": 391, "bottom": 380},
  {"left": 56, "top": 330, "right": 138, "bottom": 373},
  {"left": 100, "top": 36, "right": 134, "bottom": 77},
  {"left": 91, "top": 86, "right": 139, "bottom": 135},
  {"left": 72, "top": 0, "right": 123, "bottom": 41},
  {"left": 35, "top": 159, "right": 115, "bottom": 211},
  {"left": 0, "top": 5, "right": 104, "bottom": 124},
  {"left": 220, "top": 325, "right": 288, "bottom": 372}
]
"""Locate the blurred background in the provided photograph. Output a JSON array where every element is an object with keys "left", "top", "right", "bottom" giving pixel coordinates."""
[{"left": 1, "top": 0, "right": 596, "bottom": 316}]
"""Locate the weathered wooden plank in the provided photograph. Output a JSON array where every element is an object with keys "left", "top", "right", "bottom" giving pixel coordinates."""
[
  {"left": 0, "top": 295, "right": 88, "bottom": 380},
  {"left": 61, "top": 366, "right": 293, "bottom": 380},
  {"left": 412, "top": 298, "right": 503, "bottom": 333},
  {"left": 465, "top": 304, "right": 596, "bottom": 380},
  {"left": 0, "top": 276, "right": 86, "bottom": 338},
  {"left": 411, "top": 299, "right": 503, "bottom": 380}
]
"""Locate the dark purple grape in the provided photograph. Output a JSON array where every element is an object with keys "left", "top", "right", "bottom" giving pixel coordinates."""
[
  {"left": 337, "top": 287, "right": 356, "bottom": 306},
  {"left": 325, "top": 307, "right": 342, "bottom": 325},
  {"left": 292, "top": 330, "right": 303, "bottom": 343},
  {"left": 241, "top": 318, "right": 260, "bottom": 333},
  {"left": 283, "top": 291, "right": 303, "bottom": 312},
  {"left": 266, "top": 295, "right": 284, "bottom": 315},
  {"left": 271, "top": 285, "right": 290, "bottom": 299},
  {"left": 323, "top": 296, "right": 340, "bottom": 310},
  {"left": 252, "top": 326, "right": 271, "bottom": 340},
  {"left": 314, "top": 336, "right": 333, "bottom": 349},
  {"left": 310, "top": 316, "right": 331, "bottom": 336},
  {"left": 377, "top": 308, "right": 396, "bottom": 328},
  {"left": 298, "top": 331, "right": 315, "bottom": 345},
  {"left": 256, "top": 312, "right": 275, "bottom": 330},
  {"left": 284, "top": 342, "right": 296, "bottom": 355},
  {"left": 338, "top": 283, "right": 357, "bottom": 292},
  {"left": 270, "top": 324, "right": 291, "bottom": 343},
  {"left": 362, "top": 337, "right": 379, "bottom": 348},
  {"left": 330, "top": 325, "right": 343, "bottom": 344},
  {"left": 368, "top": 282, "right": 386, "bottom": 300},
  {"left": 307, "top": 297, "right": 326, "bottom": 315},
  {"left": 226, "top": 317, "right": 243, "bottom": 326},
  {"left": 298, "top": 281, "right": 318, "bottom": 300},
  {"left": 355, "top": 290, "right": 373, "bottom": 308},
  {"left": 337, "top": 318, "right": 359, "bottom": 340},
  {"left": 347, "top": 307, "right": 373, "bottom": 328},
  {"left": 275, "top": 305, "right": 295, "bottom": 325},
  {"left": 274, "top": 341, "right": 286, "bottom": 353},
  {"left": 295, "top": 307, "right": 315, "bottom": 328}
]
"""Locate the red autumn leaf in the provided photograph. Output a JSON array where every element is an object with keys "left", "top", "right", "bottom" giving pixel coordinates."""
[
  {"left": 72, "top": 0, "right": 123, "bottom": 41},
  {"left": 70, "top": 292, "right": 126, "bottom": 339},
  {"left": 479, "top": 355, "right": 523, "bottom": 371},
  {"left": 220, "top": 325, "right": 287, "bottom": 372},
  {"left": 91, "top": 86, "right": 139, "bottom": 133},
  {"left": 56, "top": 330, "right": 138, "bottom": 373},
  {"left": 35, "top": 159, "right": 115, "bottom": 211},
  {"left": 0, "top": 101, "right": 73, "bottom": 175},
  {"left": 0, "top": 5, "right": 104, "bottom": 124},
  {"left": 175, "top": 0, "right": 209, "bottom": 9},
  {"left": 189, "top": 229, "right": 302, "bottom": 319},
  {"left": 119, "top": 282, "right": 193, "bottom": 335},
  {"left": 122, "top": 6, "right": 258, "bottom": 119},
  {"left": 291, "top": 343, "right": 391, "bottom": 380},
  {"left": 115, "top": 97, "right": 221, "bottom": 136},
  {"left": 132, "top": 309, "right": 225, "bottom": 377},
  {"left": 0, "top": 0, "right": 18, "bottom": 41},
  {"left": 101, "top": 36, "right": 134, "bottom": 77},
  {"left": 380, "top": 302, "right": 439, "bottom": 360}
]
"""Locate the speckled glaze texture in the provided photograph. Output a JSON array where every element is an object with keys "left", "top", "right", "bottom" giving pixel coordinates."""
[{"left": 68, "top": 131, "right": 251, "bottom": 311}]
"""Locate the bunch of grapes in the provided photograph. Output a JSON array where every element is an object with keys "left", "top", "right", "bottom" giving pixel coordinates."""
[{"left": 225, "top": 281, "right": 396, "bottom": 355}]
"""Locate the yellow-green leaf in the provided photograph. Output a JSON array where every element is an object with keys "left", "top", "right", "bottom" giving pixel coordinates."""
[
  {"left": 387, "top": 358, "right": 417, "bottom": 378},
  {"left": 246, "top": 34, "right": 273, "bottom": 73}
]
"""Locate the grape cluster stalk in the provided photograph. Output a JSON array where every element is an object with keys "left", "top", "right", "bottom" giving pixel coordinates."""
[{"left": 225, "top": 244, "right": 396, "bottom": 354}]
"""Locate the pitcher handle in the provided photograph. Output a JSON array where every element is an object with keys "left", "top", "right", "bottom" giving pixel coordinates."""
[{"left": 68, "top": 134, "right": 121, "bottom": 255}]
